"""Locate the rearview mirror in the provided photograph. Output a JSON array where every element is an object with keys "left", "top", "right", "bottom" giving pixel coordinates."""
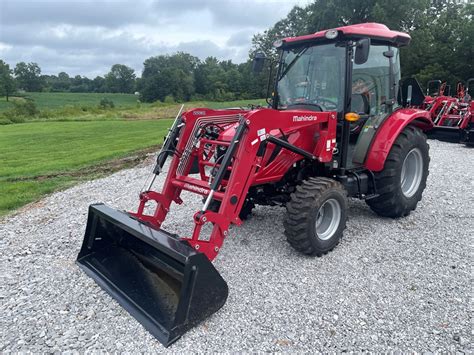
[
  {"left": 354, "top": 38, "right": 370, "bottom": 65},
  {"left": 252, "top": 52, "right": 266, "bottom": 74}
]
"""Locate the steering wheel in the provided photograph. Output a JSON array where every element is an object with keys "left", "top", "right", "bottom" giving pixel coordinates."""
[{"left": 315, "top": 98, "right": 338, "bottom": 111}]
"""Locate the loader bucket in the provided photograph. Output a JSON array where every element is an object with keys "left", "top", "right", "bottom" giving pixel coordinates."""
[{"left": 76, "top": 203, "right": 228, "bottom": 347}]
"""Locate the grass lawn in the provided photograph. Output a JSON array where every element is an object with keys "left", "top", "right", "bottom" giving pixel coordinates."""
[
  {"left": 0, "top": 92, "right": 141, "bottom": 111},
  {"left": 0, "top": 120, "right": 171, "bottom": 215},
  {"left": 0, "top": 94, "right": 266, "bottom": 124},
  {"left": 0, "top": 94, "right": 266, "bottom": 215}
]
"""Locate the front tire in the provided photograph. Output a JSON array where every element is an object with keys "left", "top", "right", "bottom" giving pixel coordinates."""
[
  {"left": 367, "top": 125, "right": 429, "bottom": 217},
  {"left": 284, "top": 177, "right": 347, "bottom": 256}
]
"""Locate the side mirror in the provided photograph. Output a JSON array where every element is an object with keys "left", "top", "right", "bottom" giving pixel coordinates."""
[
  {"left": 354, "top": 38, "right": 370, "bottom": 65},
  {"left": 252, "top": 52, "right": 266, "bottom": 74}
]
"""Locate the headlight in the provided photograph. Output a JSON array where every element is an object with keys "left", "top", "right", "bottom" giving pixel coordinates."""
[
  {"left": 273, "top": 39, "right": 284, "bottom": 48},
  {"left": 325, "top": 29, "right": 338, "bottom": 39}
]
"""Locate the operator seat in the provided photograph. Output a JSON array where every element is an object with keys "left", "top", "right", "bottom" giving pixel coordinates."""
[{"left": 351, "top": 93, "right": 370, "bottom": 115}]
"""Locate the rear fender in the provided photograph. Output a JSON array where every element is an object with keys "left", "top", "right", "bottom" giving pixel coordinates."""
[{"left": 363, "top": 108, "right": 432, "bottom": 172}]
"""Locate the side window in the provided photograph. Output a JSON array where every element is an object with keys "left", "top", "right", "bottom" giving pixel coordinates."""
[{"left": 351, "top": 45, "right": 391, "bottom": 116}]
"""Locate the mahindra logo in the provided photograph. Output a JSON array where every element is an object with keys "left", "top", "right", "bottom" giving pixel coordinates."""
[
  {"left": 184, "top": 183, "right": 209, "bottom": 194},
  {"left": 293, "top": 115, "right": 317, "bottom": 122}
]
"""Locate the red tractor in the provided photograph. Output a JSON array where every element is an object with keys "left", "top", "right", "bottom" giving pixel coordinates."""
[
  {"left": 460, "top": 79, "right": 474, "bottom": 145},
  {"left": 77, "top": 23, "right": 433, "bottom": 346},
  {"left": 420, "top": 79, "right": 474, "bottom": 144}
]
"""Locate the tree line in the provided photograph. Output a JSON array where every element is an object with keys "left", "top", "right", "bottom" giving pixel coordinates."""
[
  {"left": 1, "top": 0, "right": 472, "bottom": 103},
  {"left": 251, "top": 0, "right": 473, "bottom": 89},
  {"left": 0, "top": 61, "right": 137, "bottom": 99},
  {"left": 0, "top": 56, "right": 267, "bottom": 103}
]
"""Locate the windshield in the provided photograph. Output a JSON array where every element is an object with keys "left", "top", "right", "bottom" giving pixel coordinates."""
[{"left": 277, "top": 43, "right": 346, "bottom": 112}]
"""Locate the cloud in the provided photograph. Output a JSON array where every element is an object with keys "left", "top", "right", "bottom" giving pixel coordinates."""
[
  {"left": 0, "top": 24, "right": 154, "bottom": 55},
  {"left": 0, "top": 0, "right": 156, "bottom": 28},
  {"left": 0, "top": 0, "right": 312, "bottom": 77},
  {"left": 226, "top": 29, "right": 255, "bottom": 47},
  {"left": 154, "top": 0, "right": 292, "bottom": 28}
]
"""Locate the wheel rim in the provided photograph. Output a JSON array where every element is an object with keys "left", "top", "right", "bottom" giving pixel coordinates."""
[
  {"left": 401, "top": 147, "right": 423, "bottom": 198},
  {"left": 315, "top": 198, "right": 341, "bottom": 240}
]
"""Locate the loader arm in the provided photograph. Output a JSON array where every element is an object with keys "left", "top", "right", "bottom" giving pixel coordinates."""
[{"left": 133, "top": 108, "right": 336, "bottom": 260}]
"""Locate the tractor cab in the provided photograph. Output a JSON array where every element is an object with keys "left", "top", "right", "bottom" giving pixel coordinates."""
[
  {"left": 257, "top": 23, "right": 409, "bottom": 169},
  {"left": 275, "top": 34, "right": 400, "bottom": 120}
]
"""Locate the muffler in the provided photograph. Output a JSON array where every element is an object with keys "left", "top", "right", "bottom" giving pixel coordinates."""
[{"left": 76, "top": 203, "right": 228, "bottom": 347}]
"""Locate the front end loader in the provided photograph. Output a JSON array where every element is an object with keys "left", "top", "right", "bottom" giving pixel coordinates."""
[{"left": 77, "top": 23, "right": 433, "bottom": 346}]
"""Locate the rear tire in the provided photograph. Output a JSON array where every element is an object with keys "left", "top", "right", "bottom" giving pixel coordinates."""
[
  {"left": 284, "top": 177, "right": 347, "bottom": 256},
  {"left": 366, "top": 125, "right": 429, "bottom": 217}
]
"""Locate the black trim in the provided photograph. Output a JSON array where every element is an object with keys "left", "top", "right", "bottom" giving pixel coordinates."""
[
  {"left": 339, "top": 42, "right": 354, "bottom": 172},
  {"left": 336, "top": 168, "right": 378, "bottom": 199},
  {"left": 272, "top": 50, "right": 284, "bottom": 109},
  {"left": 266, "top": 135, "right": 316, "bottom": 161}
]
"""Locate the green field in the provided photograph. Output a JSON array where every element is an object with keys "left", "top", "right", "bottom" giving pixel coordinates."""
[
  {"left": 0, "top": 93, "right": 265, "bottom": 124},
  {"left": 0, "top": 92, "right": 141, "bottom": 111},
  {"left": 0, "top": 93, "right": 265, "bottom": 215},
  {"left": 0, "top": 120, "right": 171, "bottom": 215}
]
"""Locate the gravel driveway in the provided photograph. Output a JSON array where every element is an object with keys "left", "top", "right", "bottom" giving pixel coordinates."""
[{"left": 1, "top": 140, "right": 472, "bottom": 352}]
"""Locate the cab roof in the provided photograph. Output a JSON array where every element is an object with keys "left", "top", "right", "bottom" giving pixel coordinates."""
[{"left": 282, "top": 23, "right": 411, "bottom": 48}]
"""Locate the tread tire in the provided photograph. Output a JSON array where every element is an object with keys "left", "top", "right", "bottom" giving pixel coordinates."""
[
  {"left": 366, "top": 125, "right": 429, "bottom": 218},
  {"left": 283, "top": 177, "right": 347, "bottom": 256}
]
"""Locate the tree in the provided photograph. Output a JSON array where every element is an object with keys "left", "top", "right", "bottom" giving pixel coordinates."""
[
  {"left": 91, "top": 76, "right": 106, "bottom": 93},
  {"left": 250, "top": 0, "right": 473, "bottom": 90},
  {"left": 194, "top": 57, "right": 227, "bottom": 99},
  {"left": 105, "top": 64, "right": 136, "bottom": 93},
  {"left": 0, "top": 60, "right": 16, "bottom": 100},
  {"left": 14, "top": 62, "right": 44, "bottom": 92},
  {"left": 55, "top": 72, "right": 71, "bottom": 91},
  {"left": 139, "top": 53, "right": 198, "bottom": 102}
]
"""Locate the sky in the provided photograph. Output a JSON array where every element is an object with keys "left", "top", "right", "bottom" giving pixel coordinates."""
[{"left": 0, "top": 0, "right": 312, "bottom": 78}]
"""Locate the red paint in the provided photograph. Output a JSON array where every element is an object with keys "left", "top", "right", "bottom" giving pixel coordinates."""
[
  {"left": 132, "top": 105, "right": 436, "bottom": 260},
  {"left": 364, "top": 108, "right": 432, "bottom": 171},
  {"left": 132, "top": 108, "right": 337, "bottom": 260},
  {"left": 284, "top": 23, "right": 411, "bottom": 46}
]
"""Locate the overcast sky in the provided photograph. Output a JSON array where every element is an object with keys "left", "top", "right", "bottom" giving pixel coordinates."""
[{"left": 0, "top": 0, "right": 311, "bottom": 78}]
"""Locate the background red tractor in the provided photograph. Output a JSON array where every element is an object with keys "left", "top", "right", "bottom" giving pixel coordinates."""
[
  {"left": 414, "top": 78, "right": 473, "bottom": 144},
  {"left": 77, "top": 23, "right": 433, "bottom": 346}
]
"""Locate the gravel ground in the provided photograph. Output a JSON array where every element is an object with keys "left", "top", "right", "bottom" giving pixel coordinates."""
[{"left": 1, "top": 140, "right": 472, "bottom": 352}]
